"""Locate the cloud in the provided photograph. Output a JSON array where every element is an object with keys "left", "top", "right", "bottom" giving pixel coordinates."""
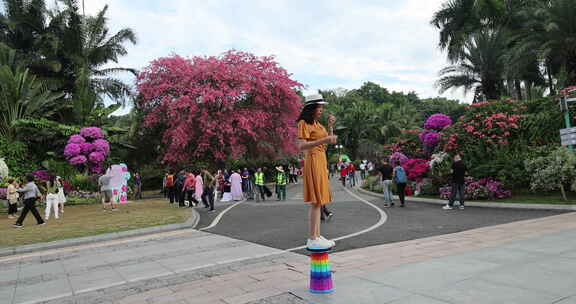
[{"left": 81, "top": 0, "right": 471, "bottom": 115}]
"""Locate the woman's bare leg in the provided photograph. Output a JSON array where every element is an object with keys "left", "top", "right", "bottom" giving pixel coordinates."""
[{"left": 309, "top": 204, "right": 321, "bottom": 239}]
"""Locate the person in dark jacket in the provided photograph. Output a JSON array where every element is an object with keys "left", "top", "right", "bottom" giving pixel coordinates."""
[{"left": 443, "top": 154, "right": 467, "bottom": 210}]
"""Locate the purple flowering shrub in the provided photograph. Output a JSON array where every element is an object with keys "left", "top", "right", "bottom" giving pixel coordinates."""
[
  {"left": 424, "top": 114, "right": 452, "bottom": 130},
  {"left": 0, "top": 188, "right": 6, "bottom": 200},
  {"left": 80, "top": 127, "right": 104, "bottom": 140},
  {"left": 32, "top": 170, "right": 52, "bottom": 181},
  {"left": 440, "top": 177, "right": 512, "bottom": 200},
  {"left": 63, "top": 127, "right": 109, "bottom": 174},
  {"left": 389, "top": 152, "right": 408, "bottom": 165}
]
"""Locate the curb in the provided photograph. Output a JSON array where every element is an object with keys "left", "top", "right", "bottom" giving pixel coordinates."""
[
  {"left": 357, "top": 187, "right": 576, "bottom": 211},
  {"left": 0, "top": 206, "right": 200, "bottom": 258}
]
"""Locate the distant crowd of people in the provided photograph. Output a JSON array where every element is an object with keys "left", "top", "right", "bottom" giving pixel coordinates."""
[{"left": 160, "top": 165, "right": 305, "bottom": 212}]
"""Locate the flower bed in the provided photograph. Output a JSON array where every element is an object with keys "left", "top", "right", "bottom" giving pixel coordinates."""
[{"left": 439, "top": 177, "right": 511, "bottom": 200}]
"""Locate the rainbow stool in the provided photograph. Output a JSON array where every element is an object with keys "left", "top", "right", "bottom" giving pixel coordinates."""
[{"left": 308, "top": 248, "right": 334, "bottom": 294}]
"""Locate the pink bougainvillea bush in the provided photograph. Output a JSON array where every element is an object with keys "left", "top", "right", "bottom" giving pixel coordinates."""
[
  {"left": 136, "top": 50, "right": 303, "bottom": 166},
  {"left": 63, "top": 127, "right": 109, "bottom": 174},
  {"left": 402, "top": 158, "right": 429, "bottom": 182}
]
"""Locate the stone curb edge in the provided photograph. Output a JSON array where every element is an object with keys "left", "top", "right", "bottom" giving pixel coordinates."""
[
  {"left": 357, "top": 187, "right": 576, "bottom": 211},
  {"left": 0, "top": 207, "right": 200, "bottom": 258}
]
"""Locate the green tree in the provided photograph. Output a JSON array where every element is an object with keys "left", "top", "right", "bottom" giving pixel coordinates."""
[
  {"left": 0, "top": 47, "right": 63, "bottom": 141},
  {"left": 513, "top": 0, "right": 576, "bottom": 91},
  {"left": 437, "top": 29, "right": 508, "bottom": 100}
]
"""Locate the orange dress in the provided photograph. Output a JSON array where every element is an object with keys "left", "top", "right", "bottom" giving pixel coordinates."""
[{"left": 298, "top": 120, "right": 332, "bottom": 205}]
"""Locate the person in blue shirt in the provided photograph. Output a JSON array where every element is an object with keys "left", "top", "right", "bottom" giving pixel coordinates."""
[{"left": 392, "top": 161, "right": 408, "bottom": 208}]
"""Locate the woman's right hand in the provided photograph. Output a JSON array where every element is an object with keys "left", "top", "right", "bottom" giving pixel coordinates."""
[{"left": 323, "top": 135, "right": 338, "bottom": 145}]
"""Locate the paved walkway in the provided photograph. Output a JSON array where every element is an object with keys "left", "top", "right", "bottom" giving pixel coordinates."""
[{"left": 1, "top": 210, "right": 575, "bottom": 303}]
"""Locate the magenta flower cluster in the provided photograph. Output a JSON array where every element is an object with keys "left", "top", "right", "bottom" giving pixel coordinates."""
[
  {"left": 32, "top": 170, "right": 51, "bottom": 181},
  {"left": 63, "top": 127, "right": 109, "bottom": 174},
  {"left": 419, "top": 130, "right": 440, "bottom": 146},
  {"left": 389, "top": 152, "right": 409, "bottom": 165},
  {"left": 424, "top": 114, "right": 452, "bottom": 130},
  {"left": 80, "top": 127, "right": 105, "bottom": 140}
]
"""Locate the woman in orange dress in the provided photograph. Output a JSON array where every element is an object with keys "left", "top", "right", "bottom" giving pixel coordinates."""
[{"left": 297, "top": 94, "right": 338, "bottom": 251}]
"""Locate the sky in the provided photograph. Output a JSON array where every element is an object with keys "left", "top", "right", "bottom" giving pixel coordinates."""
[{"left": 82, "top": 0, "right": 470, "bottom": 115}]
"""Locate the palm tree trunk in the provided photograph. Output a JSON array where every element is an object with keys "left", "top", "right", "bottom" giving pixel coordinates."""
[
  {"left": 514, "top": 80, "right": 523, "bottom": 100},
  {"left": 547, "top": 62, "right": 555, "bottom": 96}
]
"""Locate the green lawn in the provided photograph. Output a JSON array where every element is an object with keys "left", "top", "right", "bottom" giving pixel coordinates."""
[{"left": 0, "top": 198, "right": 190, "bottom": 248}]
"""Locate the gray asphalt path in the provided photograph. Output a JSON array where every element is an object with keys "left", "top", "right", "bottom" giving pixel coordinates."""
[{"left": 204, "top": 178, "right": 569, "bottom": 253}]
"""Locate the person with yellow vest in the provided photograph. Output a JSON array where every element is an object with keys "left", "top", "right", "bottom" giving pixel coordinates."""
[
  {"left": 275, "top": 166, "right": 288, "bottom": 201},
  {"left": 254, "top": 168, "right": 265, "bottom": 201}
]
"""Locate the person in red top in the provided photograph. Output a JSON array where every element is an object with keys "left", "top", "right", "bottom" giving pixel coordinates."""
[
  {"left": 340, "top": 165, "right": 348, "bottom": 187},
  {"left": 183, "top": 172, "right": 197, "bottom": 207},
  {"left": 347, "top": 162, "right": 356, "bottom": 187}
]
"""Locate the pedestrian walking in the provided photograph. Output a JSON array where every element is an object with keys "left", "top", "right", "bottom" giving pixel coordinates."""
[
  {"left": 175, "top": 170, "right": 186, "bottom": 207},
  {"left": 165, "top": 172, "right": 176, "bottom": 204},
  {"left": 44, "top": 176, "right": 60, "bottom": 220},
  {"left": 215, "top": 170, "right": 224, "bottom": 200},
  {"left": 292, "top": 165, "right": 300, "bottom": 184},
  {"left": 133, "top": 172, "right": 142, "bottom": 200},
  {"left": 297, "top": 94, "right": 337, "bottom": 251},
  {"left": 320, "top": 205, "right": 334, "bottom": 221},
  {"left": 162, "top": 173, "right": 168, "bottom": 198},
  {"left": 241, "top": 168, "right": 250, "bottom": 195},
  {"left": 275, "top": 166, "right": 287, "bottom": 201},
  {"left": 392, "top": 161, "right": 407, "bottom": 207},
  {"left": 231, "top": 170, "right": 243, "bottom": 201},
  {"left": 202, "top": 170, "right": 216, "bottom": 212},
  {"left": 184, "top": 172, "right": 196, "bottom": 207},
  {"left": 347, "top": 162, "right": 356, "bottom": 187},
  {"left": 220, "top": 175, "right": 232, "bottom": 202},
  {"left": 340, "top": 165, "right": 347, "bottom": 187},
  {"left": 13, "top": 174, "right": 45, "bottom": 227},
  {"left": 7, "top": 179, "right": 19, "bottom": 219},
  {"left": 194, "top": 170, "right": 204, "bottom": 204},
  {"left": 359, "top": 162, "right": 366, "bottom": 180},
  {"left": 378, "top": 159, "right": 394, "bottom": 207},
  {"left": 254, "top": 167, "right": 266, "bottom": 201},
  {"left": 98, "top": 170, "right": 117, "bottom": 211},
  {"left": 56, "top": 176, "right": 66, "bottom": 214},
  {"left": 444, "top": 154, "right": 467, "bottom": 210},
  {"left": 329, "top": 163, "right": 335, "bottom": 179}
]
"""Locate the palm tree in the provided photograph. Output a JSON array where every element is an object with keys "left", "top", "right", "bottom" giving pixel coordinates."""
[
  {"left": 0, "top": 46, "right": 63, "bottom": 141},
  {"left": 0, "top": 0, "right": 137, "bottom": 106},
  {"left": 431, "top": 0, "right": 507, "bottom": 62},
  {"left": 437, "top": 29, "right": 508, "bottom": 100},
  {"left": 45, "top": 0, "right": 137, "bottom": 104},
  {"left": 513, "top": 0, "right": 576, "bottom": 92}
]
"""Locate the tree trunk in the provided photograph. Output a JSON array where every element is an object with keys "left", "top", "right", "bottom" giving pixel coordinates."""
[
  {"left": 547, "top": 62, "right": 555, "bottom": 96},
  {"left": 560, "top": 184, "right": 568, "bottom": 201},
  {"left": 514, "top": 80, "right": 523, "bottom": 100}
]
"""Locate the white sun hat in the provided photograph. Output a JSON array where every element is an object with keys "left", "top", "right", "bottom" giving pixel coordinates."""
[{"left": 304, "top": 94, "right": 328, "bottom": 106}]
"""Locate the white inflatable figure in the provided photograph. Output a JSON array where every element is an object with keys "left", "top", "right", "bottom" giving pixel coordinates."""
[
  {"left": 109, "top": 165, "right": 124, "bottom": 204},
  {"left": 119, "top": 163, "right": 130, "bottom": 203},
  {"left": 0, "top": 158, "right": 8, "bottom": 179}
]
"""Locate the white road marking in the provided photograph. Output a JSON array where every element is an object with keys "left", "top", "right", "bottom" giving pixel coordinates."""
[
  {"left": 199, "top": 199, "right": 246, "bottom": 231},
  {"left": 285, "top": 186, "right": 388, "bottom": 252}
]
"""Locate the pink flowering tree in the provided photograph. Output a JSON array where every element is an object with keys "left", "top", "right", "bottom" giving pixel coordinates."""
[
  {"left": 135, "top": 50, "right": 303, "bottom": 167},
  {"left": 63, "top": 127, "right": 110, "bottom": 174}
]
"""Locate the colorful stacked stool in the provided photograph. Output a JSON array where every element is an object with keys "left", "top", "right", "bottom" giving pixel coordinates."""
[{"left": 308, "top": 248, "right": 334, "bottom": 294}]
